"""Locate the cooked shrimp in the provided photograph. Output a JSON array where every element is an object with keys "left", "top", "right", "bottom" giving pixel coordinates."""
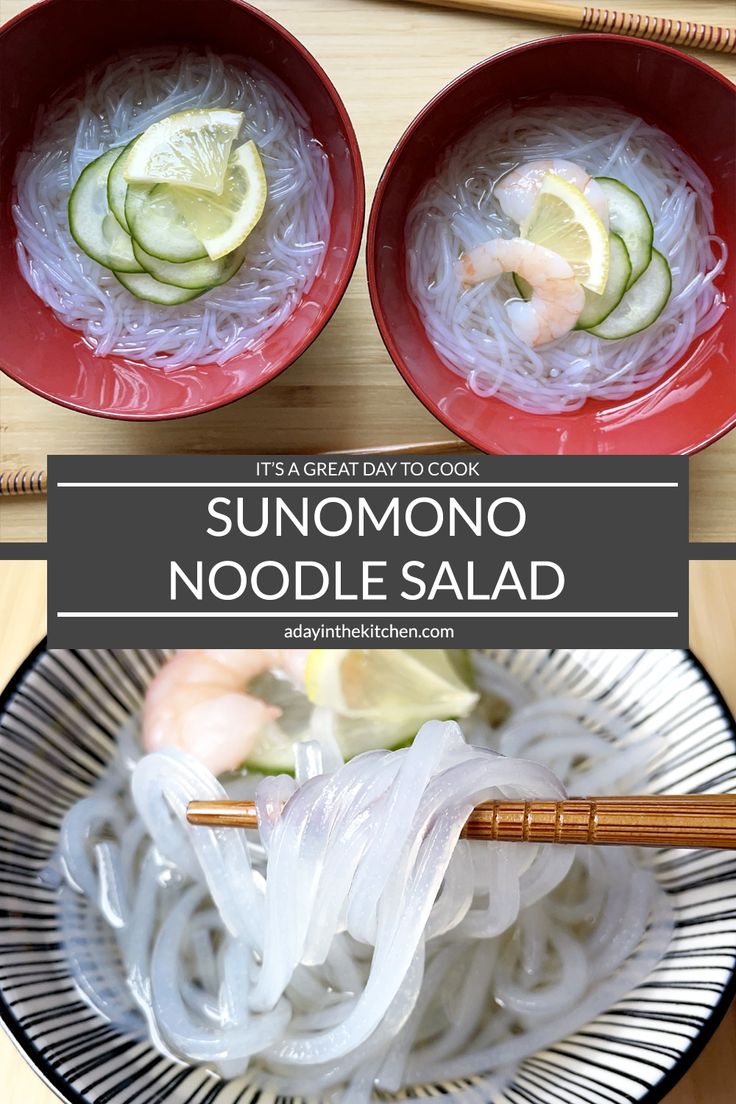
[
  {"left": 495, "top": 159, "right": 609, "bottom": 228},
  {"left": 457, "top": 237, "right": 585, "bottom": 347},
  {"left": 143, "top": 649, "right": 310, "bottom": 776}
]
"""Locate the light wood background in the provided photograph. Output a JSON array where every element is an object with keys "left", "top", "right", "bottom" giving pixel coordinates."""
[
  {"left": 0, "top": 559, "right": 734, "bottom": 1099},
  {"left": 0, "top": 0, "right": 735, "bottom": 543}
]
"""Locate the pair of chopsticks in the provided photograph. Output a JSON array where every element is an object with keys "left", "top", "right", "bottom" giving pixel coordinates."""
[
  {"left": 188, "top": 794, "right": 736, "bottom": 850},
  {"left": 391, "top": 0, "right": 735, "bottom": 54}
]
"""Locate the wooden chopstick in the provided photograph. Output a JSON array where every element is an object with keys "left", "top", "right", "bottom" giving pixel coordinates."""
[
  {"left": 0, "top": 470, "right": 46, "bottom": 496},
  {"left": 187, "top": 794, "right": 736, "bottom": 850},
  {"left": 330, "top": 440, "right": 472, "bottom": 456},
  {"left": 392, "top": 0, "right": 736, "bottom": 54}
]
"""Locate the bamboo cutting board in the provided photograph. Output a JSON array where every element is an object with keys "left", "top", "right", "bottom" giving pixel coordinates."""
[
  {"left": 0, "top": 0, "right": 735, "bottom": 543},
  {"left": 0, "top": 559, "right": 734, "bottom": 1100}
]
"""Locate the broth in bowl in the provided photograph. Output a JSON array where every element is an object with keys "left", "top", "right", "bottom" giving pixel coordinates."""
[
  {"left": 406, "top": 100, "right": 726, "bottom": 414},
  {"left": 368, "top": 35, "right": 735, "bottom": 454},
  {"left": 0, "top": 0, "right": 364, "bottom": 419},
  {"left": 1, "top": 646, "right": 734, "bottom": 1101},
  {"left": 14, "top": 47, "right": 334, "bottom": 373}
]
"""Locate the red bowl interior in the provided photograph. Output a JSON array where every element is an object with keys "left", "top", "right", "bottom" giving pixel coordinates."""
[
  {"left": 368, "top": 35, "right": 736, "bottom": 455},
  {"left": 0, "top": 0, "right": 364, "bottom": 420}
]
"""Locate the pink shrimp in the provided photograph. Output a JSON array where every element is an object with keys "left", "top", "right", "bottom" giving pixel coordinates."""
[
  {"left": 457, "top": 237, "right": 585, "bottom": 348},
  {"left": 143, "top": 649, "right": 309, "bottom": 776},
  {"left": 495, "top": 159, "right": 609, "bottom": 228}
]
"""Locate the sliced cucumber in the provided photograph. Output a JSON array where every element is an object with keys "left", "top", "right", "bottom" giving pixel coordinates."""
[
  {"left": 588, "top": 250, "right": 671, "bottom": 340},
  {"left": 114, "top": 270, "right": 208, "bottom": 305},
  {"left": 512, "top": 232, "right": 631, "bottom": 330},
  {"left": 125, "top": 181, "right": 208, "bottom": 263},
  {"left": 242, "top": 732, "right": 414, "bottom": 776},
  {"left": 575, "top": 233, "right": 631, "bottom": 330},
  {"left": 107, "top": 139, "right": 138, "bottom": 232},
  {"left": 131, "top": 239, "right": 245, "bottom": 290},
  {"left": 513, "top": 273, "right": 529, "bottom": 299},
  {"left": 595, "top": 177, "right": 653, "bottom": 288},
  {"left": 68, "top": 149, "right": 143, "bottom": 273}
]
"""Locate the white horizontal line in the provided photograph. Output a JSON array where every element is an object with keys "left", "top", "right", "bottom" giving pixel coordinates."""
[
  {"left": 55, "top": 482, "right": 679, "bottom": 489},
  {"left": 56, "top": 611, "right": 679, "bottom": 619}
]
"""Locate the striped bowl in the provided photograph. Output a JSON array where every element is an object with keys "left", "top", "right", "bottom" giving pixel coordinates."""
[{"left": 1, "top": 646, "right": 735, "bottom": 1103}]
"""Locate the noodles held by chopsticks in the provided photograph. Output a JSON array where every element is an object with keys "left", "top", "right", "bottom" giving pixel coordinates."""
[{"left": 53, "top": 653, "right": 673, "bottom": 1098}]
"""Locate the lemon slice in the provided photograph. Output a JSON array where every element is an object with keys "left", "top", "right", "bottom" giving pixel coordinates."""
[
  {"left": 305, "top": 649, "right": 479, "bottom": 755},
  {"left": 520, "top": 173, "right": 609, "bottom": 295},
  {"left": 170, "top": 141, "right": 268, "bottom": 260},
  {"left": 243, "top": 649, "right": 479, "bottom": 774},
  {"left": 124, "top": 108, "right": 244, "bottom": 195}
]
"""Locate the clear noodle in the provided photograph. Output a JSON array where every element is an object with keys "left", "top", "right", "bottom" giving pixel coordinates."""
[
  {"left": 13, "top": 48, "right": 334, "bottom": 371},
  {"left": 53, "top": 654, "right": 674, "bottom": 1100},
  {"left": 406, "top": 101, "right": 727, "bottom": 413}
]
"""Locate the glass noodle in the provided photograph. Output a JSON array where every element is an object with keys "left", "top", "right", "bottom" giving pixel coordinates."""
[
  {"left": 52, "top": 652, "right": 674, "bottom": 1101},
  {"left": 13, "top": 49, "right": 333, "bottom": 371},
  {"left": 406, "top": 102, "right": 727, "bottom": 413}
]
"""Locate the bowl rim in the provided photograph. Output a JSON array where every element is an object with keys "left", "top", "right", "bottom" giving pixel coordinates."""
[
  {"left": 0, "top": 0, "right": 366, "bottom": 422},
  {"left": 0, "top": 639, "right": 735, "bottom": 1103},
  {"left": 366, "top": 32, "right": 736, "bottom": 457}
]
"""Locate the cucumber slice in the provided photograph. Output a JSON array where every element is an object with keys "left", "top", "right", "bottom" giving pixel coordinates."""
[
  {"left": 588, "top": 250, "right": 671, "bottom": 340},
  {"left": 107, "top": 139, "right": 138, "bottom": 232},
  {"left": 131, "top": 239, "right": 245, "bottom": 290},
  {"left": 576, "top": 233, "right": 631, "bottom": 330},
  {"left": 242, "top": 731, "right": 415, "bottom": 776},
  {"left": 68, "top": 149, "right": 143, "bottom": 273},
  {"left": 513, "top": 272, "right": 529, "bottom": 299},
  {"left": 512, "top": 233, "right": 631, "bottom": 330},
  {"left": 114, "top": 270, "right": 208, "bottom": 305},
  {"left": 595, "top": 177, "right": 653, "bottom": 288},
  {"left": 125, "top": 181, "right": 208, "bottom": 263}
]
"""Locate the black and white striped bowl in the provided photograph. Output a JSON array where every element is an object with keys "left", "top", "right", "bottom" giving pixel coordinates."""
[{"left": 1, "top": 646, "right": 735, "bottom": 1104}]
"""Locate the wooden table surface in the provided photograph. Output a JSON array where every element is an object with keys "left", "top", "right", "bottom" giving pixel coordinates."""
[
  {"left": 0, "top": 0, "right": 735, "bottom": 543},
  {"left": 0, "top": 558, "right": 734, "bottom": 1101}
]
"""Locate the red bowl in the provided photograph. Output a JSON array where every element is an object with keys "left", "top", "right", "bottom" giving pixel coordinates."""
[
  {"left": 367, "top": 35, "right": 736, "bottom": 455},
  {"left": 0, "top": 0, "right": 364, "bottom": 420}
]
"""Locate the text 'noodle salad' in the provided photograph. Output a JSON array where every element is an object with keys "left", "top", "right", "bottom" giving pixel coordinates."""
[
  {"left": 13, "top": 49, "right": 333, "bottom": 371},
  {"left": 406, "top": 102, "right": 727, "bottom": 413},
  {"left": 51, "top": 650, "right": 674, "bottom": 1101}
]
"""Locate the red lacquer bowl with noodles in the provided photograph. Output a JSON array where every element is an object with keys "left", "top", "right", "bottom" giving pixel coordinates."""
[
  {"left": 367, "top": 35, "right": 735, "bottom": 455},
  {"left": 0, "top": 0, "right": 364, "bottom": 420}
]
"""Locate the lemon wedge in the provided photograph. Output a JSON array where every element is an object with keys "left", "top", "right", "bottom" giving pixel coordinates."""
[
  {"left": 243, "top": 649, "right": 479, "bottom": 774},
  {"left": 124, "top": 108, "right": 244, "bottom": 195},
  {"left": 170, "top": 140, "right": 268, "bottom": 260},
  {"left": 304, "top": 649, "right": 479, "bottom": 755},
  {"left": 521, "top": 173, "right": 610, "bottom": 295}
]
